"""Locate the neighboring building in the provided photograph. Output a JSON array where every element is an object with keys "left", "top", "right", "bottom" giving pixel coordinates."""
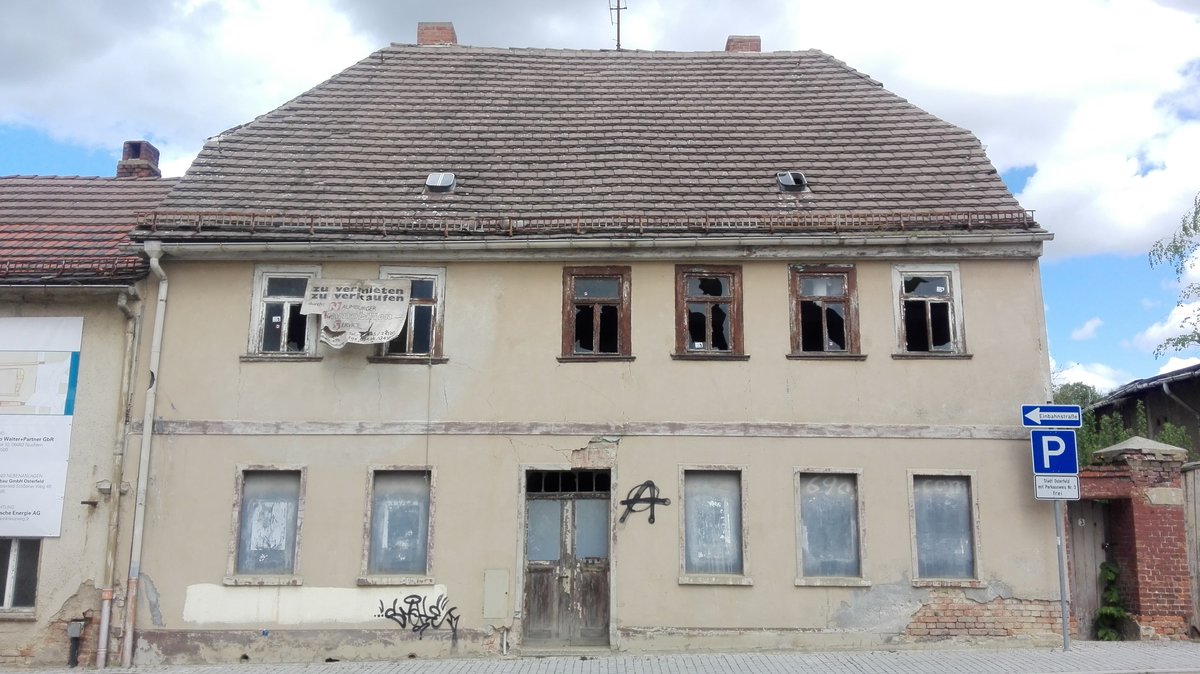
[
  {"left": 120, "top": 24, "right": 1057, "bottom": 664},
  {"left": 1091, "top": 364, "right": 1200, "bottom": 458},
  {"left": 0, "top": 143, "right": 175, "bottom": 667}
]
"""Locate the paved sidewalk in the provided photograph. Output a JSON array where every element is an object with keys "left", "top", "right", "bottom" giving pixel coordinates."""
[{"left": 7, "top": 642, "right": 1200, "bottom": 674}]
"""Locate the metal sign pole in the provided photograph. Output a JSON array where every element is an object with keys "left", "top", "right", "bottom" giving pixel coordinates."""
[{"left": 1053, "top": 499, "right": 1070, "bottom": 651}]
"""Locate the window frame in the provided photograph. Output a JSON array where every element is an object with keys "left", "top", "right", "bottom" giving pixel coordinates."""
[
  {"left": 793, "top": 468, "right": 869, "bottom": 587},
  {"left": 677, "top": 465, "right": 752, "bottom": 586},
  {"left": 371, "top": 266, "right": 447, "bottom": 363},
  {"left": 0, "top": 538, "right": 41, "bottom": 614},
  {"left": 246, "top": 265, "right": 321, "bottom": 359},
  {"left": 225, "top": 465, "right": 306, "bottom": 586},
  {"left": 673, "top": 265, "right": 746, "bottom": 360},
  {"left": 357, "top": 465, "right": 436, "bottom": 586},
  {"left": 560, "top": 266, "right": 633, "bottom": 361},
  {"left": 891, "top": 264, "right": 968, "bottom": 357},
  {"left": 907, "top": 470, "right": 983, "bottom": 587},
  {"left": 788, "top": 264, "right": 864, "bottom": 359}
]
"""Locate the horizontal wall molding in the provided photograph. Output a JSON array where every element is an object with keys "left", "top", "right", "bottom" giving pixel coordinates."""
[{"left": 139, "top": 419, "right": 1026, "bottom": 441}]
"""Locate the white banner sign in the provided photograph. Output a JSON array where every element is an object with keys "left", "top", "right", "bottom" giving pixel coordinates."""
[
  {"left": 300, "top": 279, "right": 411, "bottom": 348},
  {"left": 0, "top": 316, "right": 82, "bottom": 537}
]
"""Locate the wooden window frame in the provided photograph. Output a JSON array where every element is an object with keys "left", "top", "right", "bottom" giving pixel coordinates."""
[
  {"left": 224, "top": 465, "right": 306, "bottom": 586},
  {"left": 907, "top": 470, "right": 984, "bottom": 588},
  {"left": 677, "top": 465, "right": 752, "bottom": 586},
  {"left": 0, "top": 538, "right": 41, "bottom": 612},
  {"left": 357, "top": 466, "right": 437, "bottom": 586},
  {"left": 892, "top": 264, "right": 969, "bottom": 358},
  {"left": 673, "top": 265, "right": 746, "bottom": 360},
  {"left": 788, "top": 264, "right": 864, "bottom": 359},
  {"left": 245, "top": 265, "right": 321, "bottom": 359},
  {"left": 370, "top": 266, "right": 448, "bottom": 363},
  {"left": 560, "top": 266, "right": 633, "bottom": 361},
  {"left": 793, "top": 468, "right": 870, "bottom": 587}
]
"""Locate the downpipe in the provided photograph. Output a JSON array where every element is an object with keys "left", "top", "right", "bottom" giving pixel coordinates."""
[
  {"left": 121, "top": 243, "right": 168, "bottom": 667},
  {"left": 96, "top": 288, "right": 142, "bottom": 668}
]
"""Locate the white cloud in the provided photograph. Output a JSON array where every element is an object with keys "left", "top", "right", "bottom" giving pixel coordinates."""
[
  {"left": 1158, "top": 356, "right": 1200, "bottom": 375},
  {"left": 1054, "top": 361, "right": 1131, "bottom": 392},
  {"left": 1070, "top": 317, "right": 1103, "bottom": 341},
  {"left": 1133, "top": 301, "right": 1200, "bottom": 352}
]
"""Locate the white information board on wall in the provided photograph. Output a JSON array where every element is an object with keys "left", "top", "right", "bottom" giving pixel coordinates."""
[{"left": 0, "top": 317, "right": 83, "bottom": 537}]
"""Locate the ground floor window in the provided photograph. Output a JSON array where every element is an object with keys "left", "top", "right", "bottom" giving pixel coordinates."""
[
  {"left": 0, "top": 538, "right": 40, "bottom": 609},
  {"left": 912, "top": 475, "right": 976, "bottom": 579},
  {"left": 683, "top": 470, "right": 744, "bottom": 575}
]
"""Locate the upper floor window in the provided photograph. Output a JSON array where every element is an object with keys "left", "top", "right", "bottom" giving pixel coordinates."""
[
  {"left": 561, "top": 266, "right": 632, "bottom": 360},
  {"left": 674, "top": 265, "right": 744, "bottom": 358},
  {"left": 249, "top": 266, "right": 319, "bottom": 356},
  {"left": 790, "top": 265, "right": 859, "bottom": 356},
  {"left": 378, "top": 267, "right": 446, "bottom": 361},
  {"left": 893, "top": 264, "right": 966, "bottom": 355}
]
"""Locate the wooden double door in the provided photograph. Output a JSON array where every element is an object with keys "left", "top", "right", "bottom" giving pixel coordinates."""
[{"left": 523, "top": 470, "right": 610, "bottom": 647}]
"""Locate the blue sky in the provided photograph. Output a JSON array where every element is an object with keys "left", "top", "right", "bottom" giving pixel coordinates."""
[{"left": 2, "top": 0, "right": 1198, "bottom": 391}]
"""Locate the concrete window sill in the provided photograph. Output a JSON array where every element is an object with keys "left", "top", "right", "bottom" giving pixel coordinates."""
[
  {"left": 356, "top": 575, "right": 436, "bottom": 587},
  {"left": 794, "top": 577, "right": 872, "bottom": 587},
  {"left": 223, "top": 575, "right": 304, "bottom": 587},
  {"left": 911, "top": 578, "right": 985, "bottom": 589},
  {"left": 678, "top": 575, "right": 753, "bottom": 586},
  {"left": 0, "top": 609, "right": 36, "bottom": 621}
]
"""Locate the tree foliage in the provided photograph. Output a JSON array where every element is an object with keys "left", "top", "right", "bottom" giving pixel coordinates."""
[
  {"left": 1149, "top": 191, "right": 1200, "bottom": 356},
  {"left": 1052, "top": 381, "right": 1103, "bottom": 408},
  {"left": 1052, "top": 381, "right": 1192, "bottom": 463}
]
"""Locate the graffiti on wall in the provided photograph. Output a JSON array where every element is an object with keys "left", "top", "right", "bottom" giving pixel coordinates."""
[
  {"left": 376, "top": 593, "right": 460, "bottom": 640},
  {"left": 618, "top": 480, "right": 670, "bottom": 524}
]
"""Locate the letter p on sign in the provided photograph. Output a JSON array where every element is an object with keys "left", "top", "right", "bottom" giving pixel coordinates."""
[{"left": 1030, "top": 430, "right": 1079, "bottom": 476}]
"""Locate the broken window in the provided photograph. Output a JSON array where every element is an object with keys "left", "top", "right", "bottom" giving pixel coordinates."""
[
  {"left": 913, "top": 475, "right": 976, "bottom": 579},
  {"left": 797, "top": 473, "right": 861, "bottom": 577},
  {"left": 790, "top": 266, "right": 858, "bottom": 354},
  {"left": 675, "top": 266, "right": 743, "bottom": 356},
  {"left": 683, "top": 470, "right": 744, "bottom": 575},
  {"left": 367, "top": 470, "right": 431, "bottom": 576},
  {"left": 249, "top": 266, "right": 319, "bottom": 356},
  {"left": 562, "top": 267, "right": 632, "bottom": 359},
  {"left": 0, "top": 538, "right": 40, "bottom": 609},
  {"left": 379, "top": 267, "right": 446, "bottom": 360},
  {"left": 235, "top": 470, "right": 302, "bottom": 575},
  {"left": 896, "top": 267, "right": 963, "bottom": 354}
]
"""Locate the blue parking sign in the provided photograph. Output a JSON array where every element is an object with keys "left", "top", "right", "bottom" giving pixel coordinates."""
[{"left": 1030, "top": 430, "right": 1079, "bottom": 475}]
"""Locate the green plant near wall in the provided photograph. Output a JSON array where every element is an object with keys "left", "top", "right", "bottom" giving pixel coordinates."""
[{"left": 1094, "top": 561, "right": 1128, "bottom": 641}]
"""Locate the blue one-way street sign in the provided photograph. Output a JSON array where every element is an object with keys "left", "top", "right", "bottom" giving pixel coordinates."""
[
  {"left": 1021, "top": 404, "right": 1082, "bottom": 428},
  {"left": 1030, "top": 429, "right": 1079, "bottom": 475}
]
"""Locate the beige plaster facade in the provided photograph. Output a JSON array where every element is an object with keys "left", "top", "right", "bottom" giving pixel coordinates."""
[{"left": 118, "top": 245, "right": 1060, "bottom": 664}]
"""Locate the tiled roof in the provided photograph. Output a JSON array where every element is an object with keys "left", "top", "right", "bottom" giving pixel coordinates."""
[
  {"left": 0, "top": 176, "right": 177, "bottom": 284},
  {"left": 148, "top": 45, "right": 1033, "bottom": 241}
]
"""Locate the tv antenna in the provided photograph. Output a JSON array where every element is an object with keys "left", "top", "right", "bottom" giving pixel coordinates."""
[{"left": 609, "top": 0, "right": 628, "bottom": 50}]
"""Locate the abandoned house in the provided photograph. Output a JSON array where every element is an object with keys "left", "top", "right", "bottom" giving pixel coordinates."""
[
  {"left": 100, "top": 23, "right": 1062, "bottom": 664},
  {"left": 0, "top": 145, "right": 175, "bottom": 668}
]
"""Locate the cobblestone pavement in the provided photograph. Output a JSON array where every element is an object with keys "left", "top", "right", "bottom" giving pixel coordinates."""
[{"left": 8, "top": 642, "right": 1200, "bottom": 674}]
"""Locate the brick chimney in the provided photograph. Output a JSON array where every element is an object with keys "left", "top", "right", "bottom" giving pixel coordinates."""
[
  {"left": 116, "top": 140, "right": 161, "bottom": 179},
  {"left": 417, "top": 22, "right": 457, "bottom": 46},
  {"left": 725, "top": 35, "right": 761, "bottom": 53}
]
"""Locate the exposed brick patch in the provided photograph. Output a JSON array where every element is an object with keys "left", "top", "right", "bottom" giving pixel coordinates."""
[
  {"left": 1130, "top": 614, "right": 1190, "bottom": 640},
  {"left": 904, "top": 589, "right": 1060, "bottom": 639}
]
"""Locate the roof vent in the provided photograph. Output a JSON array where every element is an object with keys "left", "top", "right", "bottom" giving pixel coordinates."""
[
  {"left": 776, "top": 171, "right": 808, "bottom": 192},
  {"left": 426, "top": 172, "right": 455, "bottom": 192}
]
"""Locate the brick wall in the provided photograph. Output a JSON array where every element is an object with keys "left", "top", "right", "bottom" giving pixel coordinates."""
[{"left": 905, "top": 590, "right": 1060, "bottom": 638}]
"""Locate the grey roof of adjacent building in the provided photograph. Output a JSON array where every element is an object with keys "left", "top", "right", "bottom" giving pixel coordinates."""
[{"left": 143, "top": 44, "right": 1035, "bottom": 241}]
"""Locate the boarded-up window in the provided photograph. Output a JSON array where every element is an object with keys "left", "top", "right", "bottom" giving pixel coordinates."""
[
  {"left": 684, "top": 471, "right": 743, "bottom": 574},
  {"left": 0, "top": 538, "right": 40, "bottom": 608},
  {"left": 237, "top": 471, "right": 301, "bottom": 575},
  {"left": 368, "top": 471, "right": 431, "bottom": 575},
  {"left": 913, "top": 476, "right": 975, "bottom": 579},
  {"left": 798, "top": 474, "right": 860, "bottom": 577}
]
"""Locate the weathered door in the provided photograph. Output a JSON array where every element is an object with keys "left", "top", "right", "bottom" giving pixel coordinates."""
[
  {"left": 1184, "top": 465, "right": 1200, "bottom": 636},
  {"left": 1068, "top": 499, "right": 1107, "bottom": 639},
  {"left": 523, "top": 470, "right": 610, "bottom": 647}
]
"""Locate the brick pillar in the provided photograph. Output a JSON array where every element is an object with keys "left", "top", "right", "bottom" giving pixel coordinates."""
[
  {"left": 417, "top": 22, "right": 457, "bottom": 46},
  {"left": 1080, "top": 436, "right": 1191, "bottom": 639}
]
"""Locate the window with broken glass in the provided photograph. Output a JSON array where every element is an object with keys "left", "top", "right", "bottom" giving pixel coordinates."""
[
  {"left": 249, "top": 266, "right": 319, "bottom": 356},
  {"left": 790, "top": 266, "right": 859, "bottom": 355},
  {"left": 898, "top": 270, "right": 961, "bottom": 354},
  {"left": 0, "top": 538, "right": 40, "bottom": 610},
  {"left": 561, "top": 267, "right": 631, "bottom": 359},
  {"left": 675, "top": 266, "right": 744, "bottom": 357},
  {"left": 366, "top": 470, "right": 432, "bottom": 576},
  {"left": 234, "top": 470, "right": 303, "bottom": 576},
  {"left": 378, "top": 268, "right": 445, "bottom": 361},
  {"left": 912, "top": 475, "right": 976, "bottom": 580},
  {"left": 796, "top": 473, "right": 861, "bottom": 578}
]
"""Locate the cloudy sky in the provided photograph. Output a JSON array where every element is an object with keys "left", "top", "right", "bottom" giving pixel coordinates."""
[{"left": 2, "top": 0, "right": 1199, "bottom": 391}]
